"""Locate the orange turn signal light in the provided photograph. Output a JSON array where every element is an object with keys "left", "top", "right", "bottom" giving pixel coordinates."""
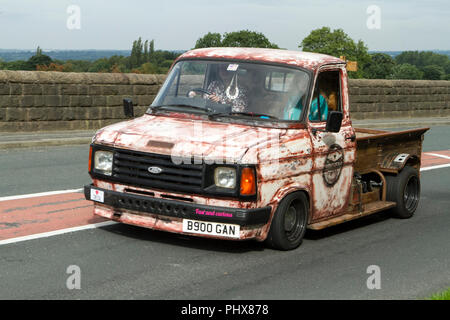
[
  {"left": 240, "top": 167, "right": 256, "bottom": 195},
  {"left": 88, "top": 146, "right": 93, "bottom": 172}
]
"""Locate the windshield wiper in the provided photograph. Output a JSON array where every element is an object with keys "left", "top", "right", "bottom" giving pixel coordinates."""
[
  {"left": 150, "top": 104, "right": 214, "bottom": 114},
  {"left": 209, "top": 111, "right": 278, "bottom": 120}
]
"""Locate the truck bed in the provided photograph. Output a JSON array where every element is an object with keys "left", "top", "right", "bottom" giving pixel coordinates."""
[{"left": 354, "top": 127, "right": 430, "bottom": 174}]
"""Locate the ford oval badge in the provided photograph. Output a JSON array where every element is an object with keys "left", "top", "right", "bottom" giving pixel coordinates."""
[{"left": 148, "top": 166, "right": 163, "bottom": 174}]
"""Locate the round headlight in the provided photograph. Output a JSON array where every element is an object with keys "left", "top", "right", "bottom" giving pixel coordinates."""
[
  {"left": 214, "top": 167, "right": 236, "bottom": 189},
  {"left": 94, "top": 151, "right": 113, "bottom": 175}
]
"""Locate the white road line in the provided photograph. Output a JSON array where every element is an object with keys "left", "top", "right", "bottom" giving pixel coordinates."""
[
  {"left": 0, "top": 221, "right": 118, "bottom": 246},
  {"left": 0, "top": 161, "right": 449, "bottom": 246},
  {"left": 420, "top": 163, "right": 450, "bottom": 172},
  {"left": 425, "top": 152, "right": 450, "bottom": 160},
  {"left": 0, "top": 188, "right": 83, "bottom": 202}
]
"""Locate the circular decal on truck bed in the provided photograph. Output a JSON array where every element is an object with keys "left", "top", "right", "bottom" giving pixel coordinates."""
[{"left": 323, "top": 144, "right": 344, "bottom": 186}]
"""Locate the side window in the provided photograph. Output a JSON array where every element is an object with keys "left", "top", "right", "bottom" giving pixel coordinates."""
[{"left": 309, "top": 70, "right": 341, "bottom": 122}]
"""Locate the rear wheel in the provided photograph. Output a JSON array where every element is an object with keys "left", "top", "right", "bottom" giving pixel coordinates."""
[
  {"left": 265, "top": 192, "right": 309, "bottom": 250},
  {"left": 385, "top": 166, "right": 420, "bottom": 219}
]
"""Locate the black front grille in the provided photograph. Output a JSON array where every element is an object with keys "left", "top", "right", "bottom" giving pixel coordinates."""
[{"left": 112, "top": 149, "right": 204, "bottom": 194}]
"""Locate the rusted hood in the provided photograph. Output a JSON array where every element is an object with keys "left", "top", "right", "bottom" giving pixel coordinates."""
[{"left": 93, "top": 114, "right": 286, "bottom": 163}]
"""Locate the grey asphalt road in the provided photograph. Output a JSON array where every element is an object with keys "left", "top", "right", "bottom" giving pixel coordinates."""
[{"left": 0, "top": 125, "right": 449, "bottom": 299}]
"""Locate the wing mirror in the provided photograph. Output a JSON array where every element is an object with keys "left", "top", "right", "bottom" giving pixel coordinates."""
[
  {"left": 123, "top": 98, "right": 134, "bottom": 118},
  {"left": 326, "top": 111, "right": 343, "bottom": 133}
]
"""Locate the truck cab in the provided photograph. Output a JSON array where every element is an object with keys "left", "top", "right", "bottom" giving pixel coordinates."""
[{"left": 85, "top": 48, "right": 428, "bottom": 250}]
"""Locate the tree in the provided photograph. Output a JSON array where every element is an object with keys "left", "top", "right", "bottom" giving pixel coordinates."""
[
  {"left": 299, "top": 27, "right": 371, "bottom": 78},
  {"left": 222, "top": 30, "right": 279, "bottom": 48},
  {"left": 27, "top": 45, "right": 53, "bottom": 70},
  {"left": 395, "top": 51, "right": 449, "bottom": 69},
  {"left": 194, "top": 30, "right": 279, "bottom": 49},
  {"left": 421, "top": 64, "right": 445, "bottom": 80},
  {"left": 390, "top": 63, "right": 423, "bottom": 80},
  {"left": 195, "top": 32, "right": 222, "bottom": 49},
  {"left": 364, "top": 53, "right": 395, "bottom": 79}
]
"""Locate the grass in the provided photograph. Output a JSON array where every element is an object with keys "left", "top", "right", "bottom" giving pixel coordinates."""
[{"left": 428, "top": 288, "right": 450, "bottom": 300}]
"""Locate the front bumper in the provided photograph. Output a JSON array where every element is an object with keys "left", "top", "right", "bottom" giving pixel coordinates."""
[{"left": 84, "top": 184, "right": 271, "bottom": 227}]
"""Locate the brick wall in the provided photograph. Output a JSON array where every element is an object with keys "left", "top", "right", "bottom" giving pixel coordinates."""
[{"left": 0, "top": 70, "right": 449, "bottom": 132}]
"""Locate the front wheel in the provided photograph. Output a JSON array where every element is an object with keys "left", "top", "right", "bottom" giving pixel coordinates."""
[
  {"left": 265, "top": 192, "right": 309, "bottom": 250},
  {"left": 385, "top": 166, "right": 420, "bottom": 219}
]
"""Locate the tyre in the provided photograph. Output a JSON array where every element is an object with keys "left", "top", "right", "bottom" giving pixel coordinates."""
[
  {"left": 385, "top": 166, "right": 420, "bottom": 219},
  {"left": 265, "top": 192, "right": 309, "bottom": 250}
]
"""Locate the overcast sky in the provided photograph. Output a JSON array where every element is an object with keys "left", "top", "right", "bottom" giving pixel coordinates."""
[{"left": 0, "top": 0, "right": 449, "bottom": 51}]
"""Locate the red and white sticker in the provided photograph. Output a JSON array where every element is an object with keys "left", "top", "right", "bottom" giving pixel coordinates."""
[{"left": 90, "top": 189, "right": 104, "bottom": 203}]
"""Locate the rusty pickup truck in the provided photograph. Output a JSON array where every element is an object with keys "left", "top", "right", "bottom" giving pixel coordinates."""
[{"left": 84, "top": 48, "right": 429, "bottom": 250}]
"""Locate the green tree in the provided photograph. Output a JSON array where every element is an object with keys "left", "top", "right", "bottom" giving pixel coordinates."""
[
  {"left": 299, "top": 27, "right": 371, "bottom": 78},
  {"left": 364, "top": 53, "right": 396, "bottom": 79},
  {"left": 222, "top": 30, "right": 279, "bottom": 48},
  {"left": 150, "top": 39, "right": 155, "bottom": 56},
  {"left": 5, "top": 60, "right": 29, "bottom": 70},
  {"left": 27, "top": 46, "right": 53, "bottom": 70},
  {"left": 422, "top": 64, "right": 445, "bottom": 80},
  {"left": 195, "top": 32, "right": 223, "bottom": 48},
  {"left": 194, "top": 30, "right": 278, "bottom": 49},
  {"left": 395, "top": 51, "right": 449, "bottom": 69},
  {"left": 390, "top": 63, "right": 423, "bottom": 79}
]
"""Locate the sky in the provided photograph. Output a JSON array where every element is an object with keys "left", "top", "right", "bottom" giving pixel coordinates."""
[{"left": 0, "top": 0, "right": 449, "bottom": 52}]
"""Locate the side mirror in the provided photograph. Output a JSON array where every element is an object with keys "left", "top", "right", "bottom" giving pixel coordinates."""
[
  {"left": 123, "top": 98, "right": 134, "bottom": 118},
  {"left": 326, "top": 111, "right": 343, "bottom": 133}
]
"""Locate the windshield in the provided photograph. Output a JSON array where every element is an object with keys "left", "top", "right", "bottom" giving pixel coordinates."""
[{"left": 150, "top": 60, "right": 311, "bottom": 121}]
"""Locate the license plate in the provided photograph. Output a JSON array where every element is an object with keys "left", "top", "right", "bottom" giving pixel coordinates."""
[
  {"left": 182, "top": 219, "right": 240, "bottom": 239},
  {"left": 90, "top": 189, "right": 104, "bottom": 203}
]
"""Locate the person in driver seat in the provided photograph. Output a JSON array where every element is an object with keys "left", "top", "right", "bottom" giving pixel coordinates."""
[
  {"left": 205, "top": 64, "right": 249, "bottom": 112},
  {"left": 283, "top": 74, "right": 328, "bottom": 121}
]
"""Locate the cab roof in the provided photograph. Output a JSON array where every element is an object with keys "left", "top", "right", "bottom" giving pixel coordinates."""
[{"left": 177, "top": 47, "right": 345, "bottom": 71}]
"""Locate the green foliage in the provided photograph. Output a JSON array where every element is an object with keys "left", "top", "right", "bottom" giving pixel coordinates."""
[
  {"left": 363, "top": 53, "right": 396, "bottom": 79},
  {"left": 0, "top": 40, "right": 181, "bottom": 74},
  {"left": 4, "top": 60, "right": 30, "bottom": 70},
  {"left": 195, "top": 32, "right": 222, "bottom": 49},
  {"left": 27, "top": 53, "right": 53, "bottom": 70},
  {"left": 389, "top": 63, "right": 423, "bottom": 80},
  {"left": 194, "top": 30, "right": 279, "bottom": 49},
  {"left": 222, "top": 30, "right": 279, "bottom": 48},
  {"left": 421, "top": 64, "right": 445, "bottom": 80},
  {"left": 299, "top": 27, "right": 371, "bottom": 78}
]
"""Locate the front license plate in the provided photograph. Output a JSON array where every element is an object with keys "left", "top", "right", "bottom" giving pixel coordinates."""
[{"left": 182, "top": 219, "right": 240, "bottom": 239}]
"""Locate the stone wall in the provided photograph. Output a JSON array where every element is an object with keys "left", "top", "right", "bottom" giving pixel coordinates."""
[
  {"left": 0, "top": 70, "right": 449, "bottom": 132},
  {"left": 348, "top": 79, "right": 450, "bottom": 120},
  {"left": 0, "top": 70, "right": 165, "bottom": 132}
]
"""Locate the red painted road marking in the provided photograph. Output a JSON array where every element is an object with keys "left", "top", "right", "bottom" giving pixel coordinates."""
[
  {"left": 0, "top": 149, "right": 448, "bottom": 244},
  {"left": 0, "top": 192, "right": 106, "bottom": 241},
  {"left": 422, "top": 150, "right": 450, "bottom": 167}
]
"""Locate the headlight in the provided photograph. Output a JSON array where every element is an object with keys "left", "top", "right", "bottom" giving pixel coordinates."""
[
  {"left": 94, "top": 151, "right": 113, "bottom": 176},
  {"left": 214, "top": 167, "right": 236, "bottom": 189}
]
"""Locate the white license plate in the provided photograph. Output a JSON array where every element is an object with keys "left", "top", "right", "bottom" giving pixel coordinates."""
[
  {"left": 90, "top": 189, "right": 104, "bottom": 203},
  {"left": 182, "top": 219, "right": 240, "bottom": 239}
]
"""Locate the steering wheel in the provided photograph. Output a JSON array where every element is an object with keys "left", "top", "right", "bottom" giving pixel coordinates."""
[{"left": 187, "top": 88, "right": 212, "bottom": 97}]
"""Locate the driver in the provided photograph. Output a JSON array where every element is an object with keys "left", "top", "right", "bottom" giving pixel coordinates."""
[
  {"left": 283, "top": 73, "right": 328, "bottom": 121},
  {"left": 192, "top": 64, "right": 248, "bottom": 112}
]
